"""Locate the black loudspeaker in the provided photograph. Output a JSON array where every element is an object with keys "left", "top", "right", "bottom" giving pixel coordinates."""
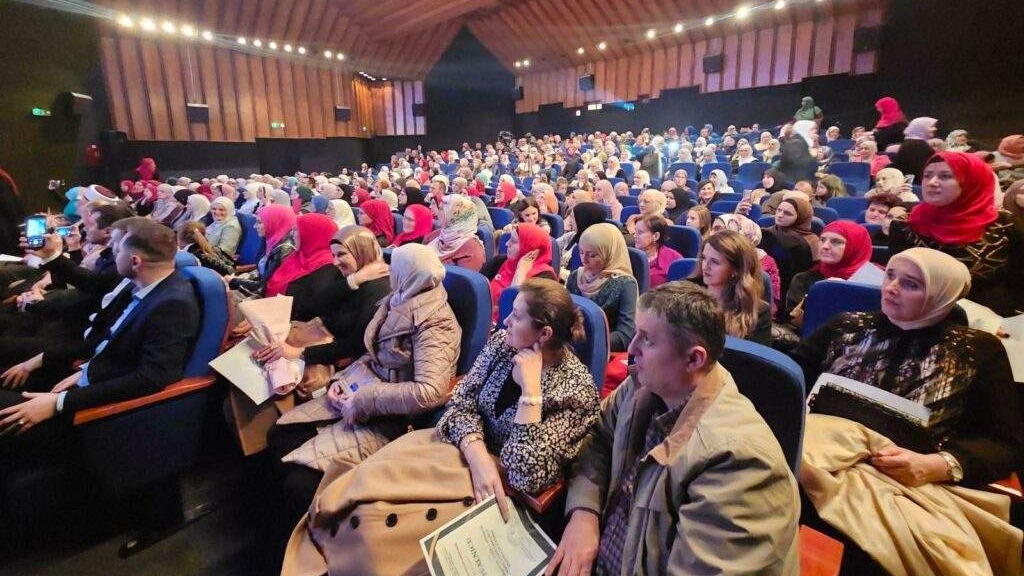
[
  {"left": 578, "top": 74, "right": 595, "bottom": 91},
  {"left": 53, "top": 91, "right": 93, "bottom": 117},
  {"left": 99, "top": 130, "right": 130, "bottom": 179},
  {"left": 186, "top": 103, "right": 209, "bottom": 123},
  {"left": 513, "top": 86, "right": 524, "bottom": 101},
  {"left": 334, "top": 106, "right": 352, "bottom": 121},
  {"left": 853, "top": 26, "right": 883, "bottom": 52},
  {"left": 411, "top": 103, "right": 426, "bottom": 117},
  {"left": 702, "top": 53, "right": 724, "bottom": 73}
]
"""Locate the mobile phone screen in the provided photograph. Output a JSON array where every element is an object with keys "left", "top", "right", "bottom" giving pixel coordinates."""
[
  {"left": 56, "top": 226, "right": 74, "bottom": 237},
  {"left": 25, "top": 217, "right": 47, "bottom": 239}
]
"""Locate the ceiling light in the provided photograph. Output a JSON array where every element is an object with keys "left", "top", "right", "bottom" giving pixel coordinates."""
[
  {"left": 774, "top": 0, "right": 786, "bottom": 9},
  {"left": 140, "top": 17, "right": 156, "bottom": 32},
  {"left": 297, "top": 46, "right": 306, "bottom": 55},
  {"left": 180, "top": 24, "right": 196, "bottom": 37},
  {"left": 253, "top": 39, "right": 262, "bottom": 47},
  {"left": 336, "top": 53, "right": 345, "bottom": 61},
  {"left": 522, "top": 59, "right": 530, "bottom": 66},
  {"left": 117, "top": 14, "right": 133, "bottom": 28},
  {"left": 576, "top": 47, "right": 585, "bottom": 55},
  {"left": 324, "top": 50, "right": 333, "bottom": 59},
  {"left": 382, "top": 77, "right": 387, "bottom": 81},
  {"left": 645, "top": 29, "right": 656, "bottom": 40},
  {"left": 283, "top": 44, "right": 293, "bottom": 52},
  {"left": 597, "top": 41, "right": 607, "bottom": 51},
  {"left": 673, "top": 22, "right": 684, "bottom": 33},
  {"left": 704, "top": 16, "right": 715, "bottom": 26},
  {"left": 268, "top": 41, "right": 278, "bottom": 50},
  {"left": 237, "top": 37, "right": 247, "bottom": 45},
  {"left": 201, "top": 30, "right": 213, "bottom": 41},
  {"left": 514, "top": 61, "right": 522, "bottom": 68},
  {"left": 737, "top": 5, "right": 751, "bottom": 19},
  {"left": 161, "top": 21, "right": 176, "bottom": 34}
]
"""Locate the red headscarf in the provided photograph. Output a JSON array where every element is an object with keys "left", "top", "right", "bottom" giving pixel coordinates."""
[
  {"left": 353, "top": 188, "right": 371, "bottom": 206},
  {"left": 196, "top": 183, "right": 214, "bottom": 200},
  {"left": 136, "top": 157, "right": 157, "bottom": 181},
  {"left": 816, "top": 221, "right": 875, "bottom": 279},
  {"left": 392, "top": 204, "right": 434, "bottom": 247},
  {"left": 495, "top": 181, "right": 517, "bottom": 208},
  {"left": 265, "top": 213, "right": 338, "bottom": 297},
  {"left": 360, "top": 199, "right": 395, "bottom": 243},
  {"left": 257, "top": 204, "right": 297, "bottom": 253},
  {"left": 907, "top": 152, "right": 998, "bottom": 245},
  {"left": 489, "top": 223, "right": 555, "bottom": 307},
  {"left": 874, "top": 97, "right": 907, "bottom": 129}
]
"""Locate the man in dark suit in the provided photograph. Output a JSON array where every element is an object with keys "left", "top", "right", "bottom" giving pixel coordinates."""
[{"left": 0, "top": 217, "right": 200, "bottom": 457}]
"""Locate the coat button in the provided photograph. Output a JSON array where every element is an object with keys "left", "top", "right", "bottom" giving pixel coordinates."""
[
  {"left": 426, "top": 508, "right": 438, "bottom": 521},
  {"left": 462, "top": 497, "right": 474, "bottom": 507},
  {"left": 385, "top": 513, "right": 398, "bottom": 527},
  {"left": 349, "top": 516, "right": 360, "bottom": 529}
]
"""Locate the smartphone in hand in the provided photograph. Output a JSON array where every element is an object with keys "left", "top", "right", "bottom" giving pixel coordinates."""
[{"left": 24, "top": 216, "right": 48, "bottom": 248}]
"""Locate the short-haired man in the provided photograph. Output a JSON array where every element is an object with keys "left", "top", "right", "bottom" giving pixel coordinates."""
[
  {"left": 0, "top": 218, "right": 200, "bottom": 456},
  {"left": 547, "top": 281, "right": 799, "bottom": 575}
]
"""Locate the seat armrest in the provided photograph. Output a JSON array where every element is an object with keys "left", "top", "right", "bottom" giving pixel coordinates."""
[
  {"left": 986, "top": 473, "right": 1022, "bottom": 501},
  {"left": 73, "top": 374, "right": 218, "bottom": 425},
  {"left": 513, "top": 479, "right": 566, "bottom": 515},
  {"left": 234, "top": 264, "right": 256, "bottom": 274},
  {"left": 799, "top": 525, "right": 844, "bottom": 576}
]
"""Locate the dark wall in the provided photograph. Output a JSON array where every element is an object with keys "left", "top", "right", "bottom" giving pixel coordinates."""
[{"left": 0, "top": 3, "right": 110, "bottom": 212}]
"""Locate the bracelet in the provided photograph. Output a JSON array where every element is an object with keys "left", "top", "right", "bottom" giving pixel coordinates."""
[
  {"left": 459, "top": 433, "right": 484, "bottom": 451},
  {"left": 518, "top": 395, "right": 543, "bottom": 406},
  {"left": 938, "top": 450, "right": 963, "bottom": 483}
]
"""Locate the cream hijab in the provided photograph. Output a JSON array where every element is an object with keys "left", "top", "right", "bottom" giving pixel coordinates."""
[
  {"left": 388, "top": 243, "right": 446, "bottom": 307},
  {"left": 885, "top": 247, "right": 971, "bottom": 330},
  {"left": 576, "top": 222, "right": 634, "bottom": 298},
  {"left": 328, "top": 199, "right": 355, "bottom": 228}
]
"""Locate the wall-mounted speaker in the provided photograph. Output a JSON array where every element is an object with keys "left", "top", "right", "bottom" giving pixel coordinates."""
[
  {"left": 411, "top": 103, "right": 426, "bottom": 117},
  {"left": 186, "top": 103, "right": 210, "bottom": 123},
  {"left": 513, "top": 86, "right": 524, "bottom": 101},
  {"left": 702, "top": 53, "right": 724, "bottom": 74},
  {"left": 334, "top": 106, "right": 352, "bottom": 122},
  {"left": 53, "top": 91, "right": 93, "bottom": 117},
  {"left": 853, "top": 26, "right": 883, "bottom": 53},
  {"left": 578, "top": 74, "right": 595, "bottom": 91}
]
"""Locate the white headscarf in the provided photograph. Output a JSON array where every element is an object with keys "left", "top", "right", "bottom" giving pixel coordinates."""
[
  {"left": 328, "top": 199, "right": 355, "bottom": 228},
  {"left": 206, "top": 197, "right": 238, "bottom": 246},
  {"left": 885, "top": 247, "right": 971, "bottom": 330},
  {"left": 186, "top": 194, "right": 211, "bottom": 222},
  {"left": 791, "top": 120, "right": 817, "bottom": 147},
  {"left": 710, "top": 169, "right": 734, "bottom": 194},
  {"left": 428, "top": 195, "right": 480, "bottom": 260},
  {"left": 388, "top": 244, "right": 446, "bottom": 307}
]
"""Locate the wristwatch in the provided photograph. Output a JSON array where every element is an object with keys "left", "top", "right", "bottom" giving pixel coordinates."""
[{"left": 938, "top": 451, "right": 963, "bottom": 483}]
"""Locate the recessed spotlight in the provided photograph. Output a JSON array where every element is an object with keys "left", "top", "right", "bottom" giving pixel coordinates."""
[
  {"left": 737, "top": 5, "right": 751, "bottom": 19},
  {"left": 576, "top": 47, "right": 585, "bottom": 55},
  {"left": 575, "top": 110, "right": 581, "bottom": 117},
  {"left": 704, "top": 16, "right": 715, "bottom": 26},
  {"left": 297, "top": 46, "right": 306, "bottom": 55},
  {"left": 237, "top": 37, "right": 247, "bottom": 45},
  {"left": 514, "top": 61, "right": 522, "bottom": 68},
  {"left": 161, "top": 21, "right": 176, "bottom": 34},
  {"left": 180, "top": 24, "right": 196, "bottom": 37},
  {"left": 117, "top": 14, "right": 133, "bottom": 28},
  {"left": 201, "top": 30, "right": 213, "bottom": 41},
  {"left": 268, "top": 41, "right": 278, "bottom": 50},
  {"left": 140, "top": 17, "right": 156, "bottom": 32},
  {"left": 645, "top": 29, "right": 656, "bottom": 40},
  {"left": 673, "top": 22, "right": 684, "bottom": 33},
  {"left": 324, "top": 50, "right": 333, "bottom": 59},
  {"left": 283, "top": 44, "right": 293, "bottom": 52},
  {"left": 253, "top": 39, "right": 262, "bottom": 47},
  {"left": 774, "top": 0, "right": 786, "bottom": 9},
  {"left": 597, "top": 41, "right": 607, "bottom": 51},
  {"left": 522, "top": 59, "right": 530, "bottom": 66},
  {"left": 337, "top": 53, "right": 345, "bottom": 61},
  {"left": 382, "top": 77, "right": 387, "bottom": 81}
]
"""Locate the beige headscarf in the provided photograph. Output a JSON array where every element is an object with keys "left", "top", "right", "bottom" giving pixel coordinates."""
[
  {"left": 639, "top": 189, "right": 668, "bottom": 216},
  {"left": 331, "top": 225, "right": 383, "bottom": 272},
  {"left": 576, "top": 223, "right": 634, "bottom": 298},
  {"left": 328, "top": 199, "right": 355, "bottom": 228},
  {"left": 885, "top": 247, "right": 971, "bottom": 330},
  {"left": 388, "top": 243, "right": 446, "bottom": 307}
]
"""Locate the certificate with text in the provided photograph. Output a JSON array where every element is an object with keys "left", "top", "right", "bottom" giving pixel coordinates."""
[{"left": 420, "top": 496, "right": 555, "bottom": 576}]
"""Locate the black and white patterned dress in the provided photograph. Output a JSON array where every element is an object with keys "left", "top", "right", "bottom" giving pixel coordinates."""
[{"left": 437, "top": 330, "right": 599, "bottom": 494}]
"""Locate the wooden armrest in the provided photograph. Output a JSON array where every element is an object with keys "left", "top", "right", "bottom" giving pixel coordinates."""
[
  {"left": 234, "top": 264, "right": 256, "bottom": 274},
  {"left": 799, "top": 525, "right": 844, "bottom": 576},
  {"left": 73, "top": 374, "right": 218, "bottom": 425},
  {"left": 513, "top": 479, "right": 566, "bottom": 515},
  {"left": 986, "top": 473, "right": 1022, "bottom": 501}
]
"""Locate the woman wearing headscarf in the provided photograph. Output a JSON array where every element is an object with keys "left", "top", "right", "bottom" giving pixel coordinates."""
[
  {"left": 594, "top": 179, "right": 623, "bottom": 222},
  {"left": 390, "top": 204, "right": 433, "bottom": 248},
  {"left": 205, "top": 196, "right": 242, "bottom": 256},
  {"left": 294, "top": 185, "right": 314, "bottom": 213},
  {"left": 996, "top": 134, "right": 1024, "bottom": 188},
  {"left": 794, "top": 96, "right": 823, "bottom": 123},
  {"left": 872, "top": 96, "right": 909, "bottom": 150},
  {"left": 663, "top": 186, "right": 693, "bottom": 224},
  {"left": 771, "top": 195, "right": 820, "bottom": 260},
  {"left": 327, "top": 199, "right": 355, "bottom": 229},
  {"left": 269, "top": 244, "right": 460, "bottom": 519},
  {"left": 269, "top": 189, "right": 292, "bottom": 209},
  {"left": 700, "top": 230, "right": 771, "bottom": 346},
  {"left": 865, "top": 167, "right": 919, "bottom": 203},
  {"left": 559, "top": 201, "right": 610, "bottom": 268},
  {"left": 785, "top": 220, "right": 874, "bottom": 326},
  {"left": 356, "top": 199, "right": 396, "bottom": 247},
  {"left": 425, "top": 195, "right": 484, "bottom": 271},
  {"left": 566, "top": 222, "right": 638, "bottom": 352},
  {"left": 494, "top": 180, "right": 519, "bottom": 209},
  {"left": 890, "top": 117, "right": 939, "bottom": 182},
  {"left": 709, "top": 168, "right": 735, "bottom": 195},
  {"left": 750, "top": 169, "right": 790, "bottom": 211},
  {"left": 398, "top": 186, "right": 426, "bottom": 211},
  {"left": 889, "top": 152, "right": 1024, "bottom": 316},
  {"left": 229, "top": 204, "right": 297, "bottom": 298},
  {"left": 944, "top": 129, "right": 973, "bottom": 153},
  {"left": 238, "top": 183, "right": 262, "bottom": 215},
  {"left": 793, "top": 247, "right": 1023, "bottom": 576},
  {"left": 380, "top": 189, "right": 399, "bottom": 211},
  {"left": 778, "top": 120, "right": 819, "bottom": 185},
  {"left": 812, "top": 174, "right": 848, "bottom": 208},
  {"left": 762, "top": 138, "right": 782, "bottom": 164},
  {"left": 310, "top": 195, "right": 329, "bottom": 215},
  {"left": 280, "top": 279, "right": 599, "bottom": 576},
  {"left": 265, "top": 214, "right": 341, "bottom": 320},
  {"left": 533, "top": 183, "right": 559, "bottom": 215},
  {"left": 150, "top": 184, "right": 186, "bottom": 227},
  {"left": 486, "top": 223, "right": 557, "bottom": 318}
]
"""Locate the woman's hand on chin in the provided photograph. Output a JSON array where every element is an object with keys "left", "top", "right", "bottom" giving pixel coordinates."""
[{"left": 870, "top": 445, "right": 950, "bottom": 487}]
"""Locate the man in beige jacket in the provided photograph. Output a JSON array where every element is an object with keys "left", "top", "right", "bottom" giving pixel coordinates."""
[{"left": 547, "top": 281, "right": 800, "bottom": 576}]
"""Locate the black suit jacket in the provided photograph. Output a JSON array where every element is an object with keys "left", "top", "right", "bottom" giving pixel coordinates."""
[{"left": 61, "top": 270, "right": 200, "bottom": 416}]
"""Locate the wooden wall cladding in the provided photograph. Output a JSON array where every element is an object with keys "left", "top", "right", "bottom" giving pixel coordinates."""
[
  {"left": 369, "top": 81, "right": 427, "bottom": 137},
  {"left": 512, "top": 6, "right": 885, "bottom": 114}
]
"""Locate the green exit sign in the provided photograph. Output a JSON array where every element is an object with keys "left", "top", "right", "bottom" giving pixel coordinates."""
[
  {"left": 271, "top": 122, "right": 286, "bottom": 129},
  {"left": 32, "top": 107, "right": 51, "bottom": 117}
]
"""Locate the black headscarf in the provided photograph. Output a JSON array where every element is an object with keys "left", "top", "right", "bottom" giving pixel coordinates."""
[
  {"left": 173, "top": 189, "right": 190, "bottom": 205},
  {"left": 569, "top": 202, "right": 608, "bottom": 248},
  {"left": 664, "top": 188, "right": 694, "bottom": 222},
  {"left": 762, "top": 169, "right": 787, "bottom": 194},
  {"left": 402, "top": 187, "right": 426, "bottom": 208}
]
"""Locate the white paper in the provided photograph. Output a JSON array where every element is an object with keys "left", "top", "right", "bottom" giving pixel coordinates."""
[
  {"left": 420, "top": 496, "right": 555, "bottom": 576},
  {"left": 0, "top": 254, "right": 24, "bottom": 263},
  {"left": 845, "top": 262, "right": 885, "bottom": 286},
  {"left": 954, "top": 300, "right": 1024, "bottom": 382},
  {"left": 956, "top": 298, "right": 1004, "bottom": 334},
  {"left": 999, "top": 314, "right": 1024, "bottom": 341},
  {"left": 208, "top": 336, "right": 304, "bottom": 405},
  {"left": 809, "top": 373, "right": 931, "bottom": 425}
]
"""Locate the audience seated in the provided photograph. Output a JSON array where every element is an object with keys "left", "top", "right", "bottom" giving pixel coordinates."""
[
  {"left": 714, "top": 214, "right": 781, "bottom": 314},
  {"left": 355, "top": 199, "right": 395, "bottom": 247},
  {"left": 769, "top": 195, "right": 820, "bottom": 260},
  {"left": 700, "top": 231, "right": 771, "bottom": 345},
  {"left": 559, "top": 201, "right": 609, "bottom": 268},
  {"left": 267, "top": 244, "right": 461, "bottom": 516},
  {"left": 389, "top": 204, "right": 433, "bottom": 248},
  {"left": 229, "top": 204, "right": 296, "bottom": 298},
  {"left": 792, "top": 247, "right": 1023, "bottom": 574},
  {"left": 176, "top": 222, "right": 235, "bottom": 276},
  {"left": 422, "top": 195, "right": 485, "bottom": 271},
  {"left": 785, "top": 221, "right": 874, "bottom": 329},
  {"left": 484, "top": 223, "right": 557, "bottom": 318},
  {"left": 566, "top": 223, "right": 637, "bottom": 352},
  {"left": 685, "top": 204, "right": 713, "bottom": 239},
  {"left": 624, "top": 189, "right": 667, "bottom": 234},
  {"left": 548, "top": 281, "right": 799, "bottom": 575},
  {"left": 204, "top": 197, "right": 242, "bottom": 256},
  {"left": 812, "top": 174, "right": 847, "bottom": 207},
  {"left": 633, "top": 214, "right": 682, "bottom": 288},
  {"left": 280, "top": 279, "right": 599, "bottom": 575}
]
